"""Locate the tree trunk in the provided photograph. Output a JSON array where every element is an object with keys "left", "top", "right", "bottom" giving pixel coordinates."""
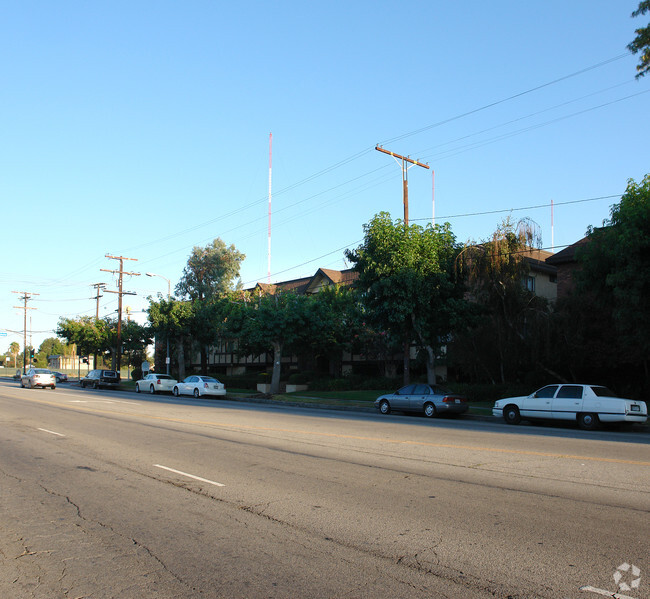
[
  {"left": 177, "top": 335, "right": 186, "bottom": 381},
  {"left": 201, "top": 346, "right": 208, "bottom": 374},
  {"left": 271, "top": 341, "right": 282, "bottom": 394},
  {"left": 425, "top": 345, "right": 436, "bottom": 385},
  {"left": 402, "top": 340, "right": 410, "bottom": 386}
]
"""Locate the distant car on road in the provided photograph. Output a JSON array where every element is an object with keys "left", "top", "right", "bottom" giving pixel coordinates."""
[
  {"left": 53, "top": 372, "right": 68, "bottom": 383},
  {"left": 80, "top": 369, "right": 121, "bottom": 390},
  {"left": 375, "top": 384, "right": 469, "bottom": 418},
  {"left": 135, "top": 373, "right": 177, "bottom": 394},
  {"left": 21, "top": 368, "right": 56, "bottom": 389},
  {"left": 492, "top": 384, "right": 648, "bottom": 430},
  {"left": 172, "top": 375, "right": 226, "bottom": 399}
]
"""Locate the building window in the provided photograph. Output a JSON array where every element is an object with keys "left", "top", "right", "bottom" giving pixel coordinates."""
[{"left": 524, "top": 276, "right": 535, "bottom": 292}]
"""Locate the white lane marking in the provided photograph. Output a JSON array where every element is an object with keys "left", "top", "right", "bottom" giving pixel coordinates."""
[
  {"left": 38, "top": 428, "right": 65, "bottom": 437},
  {"left": 69, "top": 399, "right": 140, "bottom": 405},
  {"left": 154, "top": 464, "right": 225, "bottom": 487}
]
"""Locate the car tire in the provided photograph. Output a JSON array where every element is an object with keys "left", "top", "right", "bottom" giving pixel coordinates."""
[
  {"left": 149, "top": 385, "right": 156, "bottom": 395},
  {"left": 172, "top": 387, "right": 180, "bottom": 397},
  {"left": 193, "top": 388, "right": 200, "bottom": 398},
  {"left": 423, "top": 402, "right": 437, "bottom": 418},
  {"left": 503, "top": 405, "right": 521, "bottom": 425},
  {"left": 378, "top": 399, "right": 391, "bottom": 415},
  {"left": 20, "top": 381, "right": 24, "bottom": 388},
  {"left": 578, "top": 412, "right": 599, "bottom": 431},
  {"left": 135, "top": 383, "right": 140, "bottom": 393}
]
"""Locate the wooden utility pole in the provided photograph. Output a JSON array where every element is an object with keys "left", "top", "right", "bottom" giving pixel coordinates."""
[
  {"left": 12, "top": 291, "right": 38, "bottom": 373},
  {"left": 375, "top": 146, "right": 429, "bottom": 226},
  {"left": 91, "top": 282, "right": 106, "bottom": 368},
  {"left": 101, "top": 255, "right": 139, "bottom": 374}
]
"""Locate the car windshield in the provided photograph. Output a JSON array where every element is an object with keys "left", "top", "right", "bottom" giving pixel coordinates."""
[
  {"left": 35, "top": 369, "right": 51, "bottom": 374},
  {"left": 591, "top": 386, "right": 618, "bottom": 398},
  {"left": 201, "top": 377, "right": 218, "bottom": 382},
  {"left": 156, "top": 375, "right": 173, "bottom": 379}
]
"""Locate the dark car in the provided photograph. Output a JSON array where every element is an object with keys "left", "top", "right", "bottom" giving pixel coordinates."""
[
  {"left": 80, "top": 369, "right": 120, "bottom": 389},
  {"left": 53, "top": 371, "right": 68, "bottom": 383},
  {"left": 375, "top": 384, "right": 469, "bottom": 418}
]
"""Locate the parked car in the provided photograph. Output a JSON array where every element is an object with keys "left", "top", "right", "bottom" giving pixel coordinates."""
[
  {"left": 80, "top": 369, "right": 121, "bottom": 390},
  {"left": 53, "top": 371, "right": 68, "bottom": 383},
  {"left": 375, "top": 384, "right": 469, "bottom": 418},
  {"left": 21, "top": 368, "right": 56, "bottom": 389},
  {"left": 172, "top": 375, "right": 226, "bottom": 398},
  {"left": 135, "top": 373, "right": 177, "bottom": 394},
  {"left": 492, "top": 384, "right": 648, "bottom": 430}
]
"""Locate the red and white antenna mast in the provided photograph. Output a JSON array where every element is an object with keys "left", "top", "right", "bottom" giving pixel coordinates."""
[{"left": 268, "top": 132, "right": 272, "bottom": 284}]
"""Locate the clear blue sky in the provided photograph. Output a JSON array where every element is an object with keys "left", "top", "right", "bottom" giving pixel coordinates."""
[{"left": 2, "top": 0, "right": 649, "bottom": 353}]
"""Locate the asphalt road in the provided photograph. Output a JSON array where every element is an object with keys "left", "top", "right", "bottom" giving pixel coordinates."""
[{"left": 0, "top": 381, "right": 648, "bottom": 599}]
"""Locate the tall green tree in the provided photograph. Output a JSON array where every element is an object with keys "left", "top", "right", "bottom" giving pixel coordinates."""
[
  {"left": 628, "top": 1, "right": 650, "bottom": 78},
  {"left": 176, "top": 238, "right": 245, "bottom": 301},
  {"left": 148, "top": 298, "right": 194, "bottom": 380},
  {"left": 573, "top": 174, "right": 650, "bottom": 385},
  {"left": 175, "top": 238, "right": 245, "bottom": 372},
  {"left": 345, "top": 212, "right": 465, "bottom": 385}
]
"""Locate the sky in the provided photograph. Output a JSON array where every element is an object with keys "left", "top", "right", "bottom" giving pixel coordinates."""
[{"left": 1, "top": 0, "right": 649, "bottom": 354}]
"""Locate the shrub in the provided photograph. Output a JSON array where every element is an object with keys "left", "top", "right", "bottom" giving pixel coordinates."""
[
  {"left": 131, "top": 367, "right": 143, "bottom": 381},
  {"left": 288, "top": 372, "right": 310, "bottom": 385}
]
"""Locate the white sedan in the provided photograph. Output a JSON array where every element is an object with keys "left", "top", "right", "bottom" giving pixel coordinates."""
[
  {"left": 172, "top": 375, "right": 226, "bottom": 398},
  {"left": 493, "top": 384, "right": 647, "bottom": 430},
  {"left": 135, "top": 373, "right": 177, "bottom": 394}
]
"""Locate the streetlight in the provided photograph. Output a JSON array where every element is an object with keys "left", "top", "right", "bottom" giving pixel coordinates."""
[{"left": 146, "top": 272, "right": 171, "bottom": 375}]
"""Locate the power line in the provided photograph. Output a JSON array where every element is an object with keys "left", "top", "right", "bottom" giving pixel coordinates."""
[
  {"left": 380, "top": 53, "right": 630, "bottom": 145},
  {"left": 410, "top": 194, "right": 620, "bottom": 222}
]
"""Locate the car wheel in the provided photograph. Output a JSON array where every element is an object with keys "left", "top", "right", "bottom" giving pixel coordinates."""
[
  {"left": 378, "top": 399, "right": 391, "bottom": 415},
  {"left": 193, "top": 388, "right": 200, "bottom": 398},
  {"left": 20, "top": 380, "right": 24, "bottom": 388},
  {"left": 172, "top": 386, "right": 180, "bottom": 397},
  {"left": 423, "top": 402, "right": 437, "bottom": 418},
  {"left": 578, "top": 412, "right": 599, "bottom": 431},
  {"left": 503, "top": 405, "right": 521, "bottom": 425},
  {"left": 135, "top": 383, "right": 140, "bottom": 393},
  {"left": 51, "top": 385, "right": 56, "bottom": 390},
  {"left": 149, "top": 385, "right": 156, "bottom": 395}
]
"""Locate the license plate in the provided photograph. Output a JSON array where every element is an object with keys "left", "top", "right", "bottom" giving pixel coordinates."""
[
  {"left": 631, "top": 405, "right": 640, "bottom": 411},
  {"left": 455, "top": 399, "right": 460, "bottom": 404}
]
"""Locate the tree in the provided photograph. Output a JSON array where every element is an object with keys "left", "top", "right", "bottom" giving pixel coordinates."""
[
  {"left": 628, "top": 1, "right": 650, "bottom": 78},
  {"left": 176, "top": 238, "right": 245, "bottom": 301},
  {"left": 148, "top": 298, "right": 194, "bottom": 380},
  {"left": 175, "top": 238, "right": 245, "bottom": 372},
  {"left": 572, "top": 174, "right": 650, "bottom": 387},
  {"left": 345, "top": 212, "right": 466, "bottom": 385},
  {"left": 229, "top": 290, "right": 311, "bottom": 394},
  {"left": 453, "top": 218, "right": 551, "bottom": 384},
  {"left": 56, "top": 317, "right": 112, "bottom": 363},
  {"left": 9, "top": 341, "right": 20, "bottom": 369}
]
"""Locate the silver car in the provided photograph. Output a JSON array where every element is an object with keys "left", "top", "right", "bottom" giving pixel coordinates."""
[
  {"left": 21, "top": 368, "right": 56, "bottom": 389},
  {"left": 375, "top": 384, "right": 468, "bottom": 418},
  {"left": 172, "top": 375, "right": 226, "bottom": 398}
]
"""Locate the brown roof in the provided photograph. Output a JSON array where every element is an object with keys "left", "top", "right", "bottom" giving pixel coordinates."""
[{"left": 545, "top": 237, "right": 590, "bottom": 266}]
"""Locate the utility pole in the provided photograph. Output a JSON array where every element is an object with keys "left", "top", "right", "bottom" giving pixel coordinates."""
[
  {"left": 91, "top": 282, "right": 106, "bottom": 369},
  {"left": 12, "top": 291, "right": 38, "bottom": 373},
  {"left": 101, "top": 255, "right": 139, "bottom": 374},
  {"left": 375, "top": 146, "right": 429, "bottom": 226}
]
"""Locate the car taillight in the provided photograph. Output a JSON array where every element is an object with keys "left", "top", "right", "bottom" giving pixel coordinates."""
[
  {"left": 156, "top": 379, "right": 161, "bottom": 384},
  {"left": 443, "top": 396, "right": 465, "bottom": 403}
]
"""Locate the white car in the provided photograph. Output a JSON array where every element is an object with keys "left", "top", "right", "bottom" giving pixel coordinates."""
[
  {"left": 21, "top": 368, "right": 56, "bottom": 389},
  {"left": 135, "top": 373, "right": 177, "bottom": 394},
  {"left": 493, "top": 384, "right": 648, "bottom": 430},
  {"left": 172, "top": 375, "right": 226, "bottom": 398}
]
